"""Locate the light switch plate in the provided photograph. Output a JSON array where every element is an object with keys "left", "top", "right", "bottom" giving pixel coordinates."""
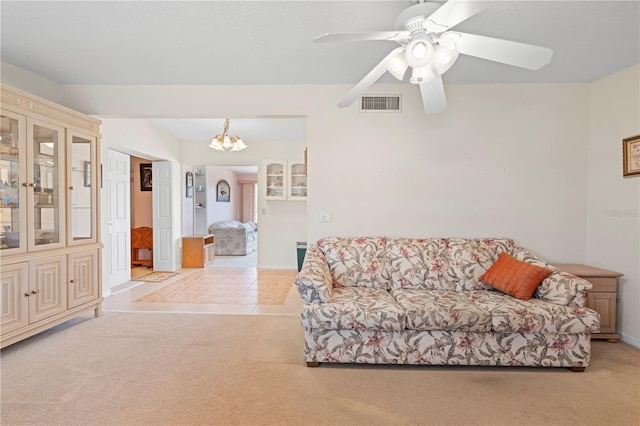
[{"left": 320, "top": 210, "right": 332, "bottom": 223}]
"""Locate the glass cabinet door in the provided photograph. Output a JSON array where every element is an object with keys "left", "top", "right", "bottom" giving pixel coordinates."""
[
  {"left": 264, "top": 160, "right": 287, "bottom": 200},
  {"left": 288, "top": 160, "right": 308, "bottom": 200},
  {"left": 28, "top": 119, "right": 65, "bottom": 251},
  {"left": 0, "top": 112, "right": 27, "bottom": 254},
  {"left": 67, "top": 131, "right": 97, "bottom": 245}
]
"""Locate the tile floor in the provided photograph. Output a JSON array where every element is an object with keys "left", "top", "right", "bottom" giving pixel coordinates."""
[{"left": 103, "top": 254, "right": 302, "bottom": 315}]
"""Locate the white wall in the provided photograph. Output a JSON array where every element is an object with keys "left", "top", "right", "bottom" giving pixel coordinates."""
[
  {"left": 59, "top": 83, "right": 588, "bottom": 261},
  {"left": 306, "top": 84, "right": 591, "bottom": 264},
  {"left": 205, "top": 166, "right": 240, "bottom": 225},
  {"left": 586, "top": 64, "right": 640, "bottom": 347}
]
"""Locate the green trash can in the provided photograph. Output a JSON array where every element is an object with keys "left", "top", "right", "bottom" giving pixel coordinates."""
[{"left": 296, "top": 242, "right": 307, "bottom": 272}]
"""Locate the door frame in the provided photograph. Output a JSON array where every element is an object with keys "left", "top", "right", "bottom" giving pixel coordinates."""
[{"left": 102, "top": 151, "right": 177, "bottom": 296}]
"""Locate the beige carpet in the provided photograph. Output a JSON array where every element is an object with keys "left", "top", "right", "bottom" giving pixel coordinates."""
[{"left": 1, "top": 312, "right": 639, "bottom": 426}]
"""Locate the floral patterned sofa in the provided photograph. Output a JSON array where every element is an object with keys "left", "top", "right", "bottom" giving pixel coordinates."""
[
  {"left": 208, "top": 220, "right": 257, "bottom": 255},
  {"left": 295, "top": 237, "right": 600, "bottom": 372}
]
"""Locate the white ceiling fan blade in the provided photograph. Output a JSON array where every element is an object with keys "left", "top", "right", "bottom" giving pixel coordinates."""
[
  {"left": 314, "top": 32, "right": 410, "bottom": 44},
  {"left": 425, "top": 1, "right": 487, "bottom": 32},
  {"left": 337, "top": 47, "right": 405, "bottom": 108},
  {"left": 419, "top": 73, "right": 447, "bottom": 115},
  {"left": 448, "top": 31, "right": 553, "bottom": 70}
]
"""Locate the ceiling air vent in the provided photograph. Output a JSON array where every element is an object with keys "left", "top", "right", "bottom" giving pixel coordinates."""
[{"left": 360, "top": 95, "right": 401, "bottom": 113}]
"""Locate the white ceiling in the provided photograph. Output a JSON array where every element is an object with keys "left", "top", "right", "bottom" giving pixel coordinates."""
[
  {"left": 2, "top": 1, "right": 638, "bottom": 86},
  {"left": 1, "top": 1, "right": 638, "bottom": 141}
]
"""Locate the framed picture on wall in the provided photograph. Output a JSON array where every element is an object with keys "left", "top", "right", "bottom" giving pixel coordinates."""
[
  {"left": 140, "top": 163, "right": 152, "bottom": 191},
  {"left": 216, "top": 179, "right": 230, "bottom": 202},
  {"left": 623, "top": 135, "right": 640, "bottom": 177}
]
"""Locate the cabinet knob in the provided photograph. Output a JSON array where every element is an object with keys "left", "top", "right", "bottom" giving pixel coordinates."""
[
  {"left": 69, "top": 186, "right": 74, "bottom": 190},
  {"left": 70, "top": 279, "right": 76, "bottom": 283},
  {"left": 28, "top": 183, "right": 35, "bottom": 187},
  {"left": 24, "top": 292, "right": 30, "bottom": 297},
  {"left": 30, "top": 290, "right": 37, "bottom": 295},
  {"left": 22, "top": 183, "right": 29, "bottom": 187}
]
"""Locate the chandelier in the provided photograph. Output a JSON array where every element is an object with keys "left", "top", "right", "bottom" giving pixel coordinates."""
[{"left": 208, "top": 119, "right": 247, "bottom": 151}]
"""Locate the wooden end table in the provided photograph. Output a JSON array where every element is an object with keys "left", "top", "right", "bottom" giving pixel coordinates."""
[{"left": 553, "top": 264, "right": 623, "bottom": 343}]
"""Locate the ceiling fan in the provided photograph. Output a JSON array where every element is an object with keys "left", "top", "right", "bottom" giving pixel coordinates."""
[{"left": 314, "top": 0, "right": 553, "bottom": 114}]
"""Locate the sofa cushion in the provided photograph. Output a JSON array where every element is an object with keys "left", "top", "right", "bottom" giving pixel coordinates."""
[
  {"left": 301, "top": 287, "right": 405, "bottom": 331},
  {"left": 386, "top": 238, "right": 457, "bottom": 291},
  {"left": 447, "top": 238, "right": 516, "bottom": 290},
  {"left": 317, "top": 237, "right": 389, "bottom": 290},
  {"left": 392, "top": 289, "right": 492, "bottom": 332},
  {"left": 479, "top": 253, "right": 553, "bottom": 300},
  {"left": 489, "top": 295, "right": 601, "bottom": 334}
]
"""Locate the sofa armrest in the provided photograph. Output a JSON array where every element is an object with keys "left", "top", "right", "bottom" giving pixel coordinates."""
[
  {"left": 511, "top": 247, "right": 592, "bottom": 307},
  {"left": 536, "top": 272, "right": 593, "bottom": 307},
  {"left": 295, "top": 244, "right": 333, "bottom": 303}
]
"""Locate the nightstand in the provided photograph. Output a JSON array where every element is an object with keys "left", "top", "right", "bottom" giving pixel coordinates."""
[{"left": 553, "top": 264, "right": 623, "bottom": 342}]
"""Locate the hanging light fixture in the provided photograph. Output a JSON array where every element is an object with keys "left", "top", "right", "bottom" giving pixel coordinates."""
[
  {"left": 386, "top": 32, "right": 461, "bottom": 85},
  {"left": 208, "top": 119, "right": 248, "bottom": 151}
]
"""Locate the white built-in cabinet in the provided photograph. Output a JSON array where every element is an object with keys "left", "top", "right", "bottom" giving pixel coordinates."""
[
  {"left": 193, "top": 166, "right": 209, "bottom": 234},
  {"left": 0, "top": 84, "right": 102, "bottom": 348},
  {"left": 288, "top": 160, "right": 308, "bottom": 200},
  {"left": 264, "top": 160, "right": 307, "bottom": 201}
]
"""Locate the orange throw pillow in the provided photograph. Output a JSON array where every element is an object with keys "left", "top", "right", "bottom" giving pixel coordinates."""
[{"left": 479, "top": 253, "right": 553, "bottom": 300}]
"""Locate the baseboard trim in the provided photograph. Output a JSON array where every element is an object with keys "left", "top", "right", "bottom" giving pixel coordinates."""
[
  {"left": 620, "top": 331, "right": 640, "bottom": 348},
  {"left": 257, "top": 264, "right": 297, "bottom": 271}
]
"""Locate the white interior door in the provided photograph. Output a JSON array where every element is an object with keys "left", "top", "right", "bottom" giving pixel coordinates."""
[
  {"left": 108, "top": 150, "right": 131, "bottom": 286},
  {"left": 152, "top": 161, "right": 175, "bottom": 271}
]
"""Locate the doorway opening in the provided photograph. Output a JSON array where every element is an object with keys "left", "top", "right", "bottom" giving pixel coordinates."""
[
  {"left": 130, "top": 155, "right": 154, "bottom": 277},
  {"left": 188, "top": 165, "right": 258, "bottom": 269},
  {"left": 107, "top": 150, "right": 175, "bottom": 296}
]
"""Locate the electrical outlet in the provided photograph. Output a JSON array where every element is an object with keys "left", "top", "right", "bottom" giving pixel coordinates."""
[{"left": 320, "top": 210, "right": 332, "bottom": 223}]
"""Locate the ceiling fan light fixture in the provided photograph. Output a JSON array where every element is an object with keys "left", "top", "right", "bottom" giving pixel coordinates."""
[
  {"left": 433, "top": 41, "right": 459, "bottom": 74},
  {"left": 385, "top": 50, "right": 409, "bottom": 80},
  {"left": 209, "top": 119, "right": 247, "bottom": 152},
  {"left": 315, "top": 0, "right": 553, "bottom": 114},
  {"left": 405, "top": 33, "right": 434, "bottom": 68},
  {"left": 409, "top": 65, "right": 436, "bottom": 85}
]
